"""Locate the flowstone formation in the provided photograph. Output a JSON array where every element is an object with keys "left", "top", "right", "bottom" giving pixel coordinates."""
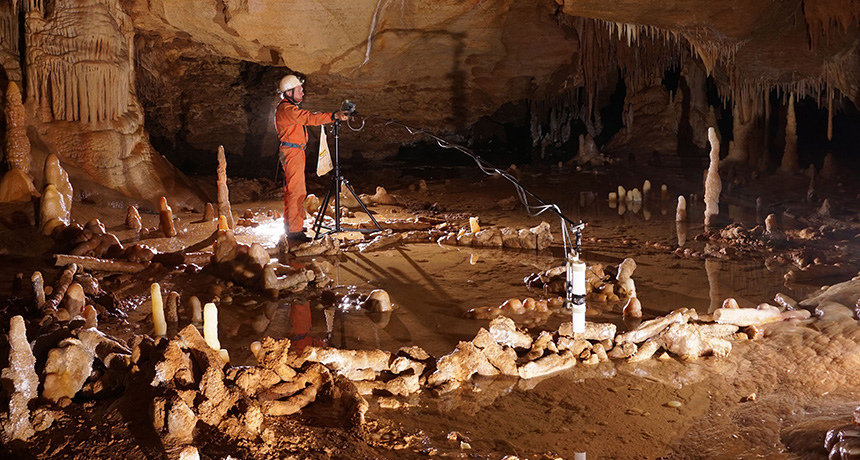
[{"left": 0, "top": 0, "right": 205, "bottom": 210}]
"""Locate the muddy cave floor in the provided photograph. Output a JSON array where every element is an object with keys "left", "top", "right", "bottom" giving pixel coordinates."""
[{"left": 3, "top": 158, "right": 860, "bottom": 459}]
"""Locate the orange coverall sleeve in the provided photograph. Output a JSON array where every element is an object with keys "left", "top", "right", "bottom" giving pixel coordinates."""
[{"left": 275, "top": 103, "right": 335, "bottom": 143}]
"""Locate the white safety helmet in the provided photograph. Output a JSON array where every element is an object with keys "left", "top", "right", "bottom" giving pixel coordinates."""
[{"left": 278, "top": 74, "right": 304, "bottom": 94}]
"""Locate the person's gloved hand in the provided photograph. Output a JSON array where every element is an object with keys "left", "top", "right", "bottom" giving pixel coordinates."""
[{"left": 334, "top": 110, "right": 349, "bottom": 121}]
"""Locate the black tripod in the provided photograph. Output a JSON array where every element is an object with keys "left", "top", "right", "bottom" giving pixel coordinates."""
[{"left": 312, "top": 118, "right": 383, "bottom": 239}]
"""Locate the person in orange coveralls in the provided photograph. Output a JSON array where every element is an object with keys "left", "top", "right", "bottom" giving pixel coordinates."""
[{"left": 275, "top": 73, "right": 349, "bottom": 244}]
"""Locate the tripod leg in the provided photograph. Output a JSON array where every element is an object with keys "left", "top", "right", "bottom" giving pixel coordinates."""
[
  {"left": 342, "top": 179, "right": 383, "bottom": 232},
  {"left": 312, "top": 176, "right": 337, "bottom": 239}
]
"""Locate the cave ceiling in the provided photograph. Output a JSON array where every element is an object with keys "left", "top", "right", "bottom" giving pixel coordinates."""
[
  {"left": 123, "top": 0, "right": 858, "bottom": 160},
  {"left": 0, "top": 0, "right": 858, "bottom": 206}
]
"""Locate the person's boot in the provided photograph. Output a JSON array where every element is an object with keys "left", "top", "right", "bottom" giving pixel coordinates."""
[{"left": 286, "top": 231, "right": 312, "bottom": 244}]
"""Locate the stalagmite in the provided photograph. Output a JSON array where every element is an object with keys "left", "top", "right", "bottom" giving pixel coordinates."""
[
  {"left": 64, "top": 282, "right": 85, "bottom": 317},
  {"left": 765, "top": 213, "right": 778, "bottom": 236},
  {"left": 203, "top": 302, "right": 221, "bottom": 351},
  {"left": 623, "top": 297, "right": 642, "bottom": 318},
  {"left": 44, "top": 154, "right": 73, "bottom": 216},
  {"left": 126, "top": 206, "right": 142, "bottom": 232},
  {"left": 661, "top": 184, "right": 668, "bottom": 201},
  {"left": 203, "top": 203, "right": 216, "bottom": 221},
  {"left": 642, "top": 180, "right": 651, "bottom": 199},
  {"left": 82, "top": 305, "right": 98, "bottom": 329},
  {"left": 0, "top": 81, "right": 38, "bottom": 203},
  {"left": 39, "top": 184, "right": 69, "bottom": 235},
  {"left": 1, "top": 316, "right": 39, "bottom": 442},
  {"left": 159, "top": 197, "right": 177, "bottom": 237},
  {"left": 820, "top": 153, "right": 837, "bottom": 179},
  {"left": 189, "top": 296, "right": 203, "bottom": 326},
  {"left": 165, "top": 291, "right": 180, "bottom": 324},
  {"left": 703, "top": 127, "right": 721, "bottom": 227},
  {"left": 0, "top": 167, "right": 40, "bottom": 203},
  {"left": 4, "top": 81, "right": 31, "bottom": 174},
  {"left": 780, "top": 94, "right": 799, "bottom": 173},
  {"left": 151, "top": 283, "right": 167, "bottom": 337},
  {"left": 675, "top": 195, "right": 687, "bottom": 222},
  {"left": 363, "top": 289, "right": 393, "bottom": 312},
  {"left": 217, "top": 146, "right": 234, "bottom": 229}
]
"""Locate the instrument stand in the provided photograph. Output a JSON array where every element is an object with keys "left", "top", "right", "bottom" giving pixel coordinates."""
[{"left": 312, "top": 119, "right": 383, "bottom": 239}]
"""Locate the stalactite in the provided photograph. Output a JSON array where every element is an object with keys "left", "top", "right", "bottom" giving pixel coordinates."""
[
  {"left": 826, "top": 86, "right": 833, "bottom": 141},
  {"left": 803, "top": 0, "right": 860, "bottom": 50},
  {"left": 780, "top": 94, "right": 799, "bottom": 174},
  {"left": 763, "top": 90, "right": 770, "bottom": 151}
]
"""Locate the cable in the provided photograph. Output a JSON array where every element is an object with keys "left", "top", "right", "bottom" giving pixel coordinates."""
[{"left": 346, "top": 113, "right": 586, "bottom": 258}]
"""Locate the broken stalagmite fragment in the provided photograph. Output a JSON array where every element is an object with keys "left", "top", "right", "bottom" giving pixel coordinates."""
[
  {"left": 713, "top": 305, "right": 782, "bottom": 327},
  {"left": 1, "top": 316, "right": 39, "bottom": 442},
  {"left": 42, "top": 338, "right": 93, "bottom": 403},
  {"left": 363, "top": 289, "right": 393, "bottom": 312}
]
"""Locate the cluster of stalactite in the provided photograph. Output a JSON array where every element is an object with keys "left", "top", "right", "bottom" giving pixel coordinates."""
[
  {"left": 803, "top": 0, "right": 860, "bottom": 50},
  {"left": 23, "top": 0, "right": 134, "bottom": 124},
  {"left": 536, "top": 12, "right": 856, "bottom": 164},
  {"left": 0, "top": 2, "right": 20, "bottom": 55}
]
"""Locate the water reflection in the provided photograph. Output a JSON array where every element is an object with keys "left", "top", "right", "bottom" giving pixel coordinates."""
[{"left": 676, "top": 221, "right": 688, "bottom": 247}]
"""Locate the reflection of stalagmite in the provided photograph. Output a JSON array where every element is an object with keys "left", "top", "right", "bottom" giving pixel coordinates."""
[
  {"left": 676, "top": 221, "right": 688, "bottom": 247},
  {"left": 217, "top": 146, "right": 234, "bottom": 229},
  {"left": 705, "top": 249, "right": 720, "bottom": 313},
  {"left": 703, "top": 127, "right": 721, "bottom": 227},
  {"left": 780, "top": 94, "right": 799, "bottom": 173}
]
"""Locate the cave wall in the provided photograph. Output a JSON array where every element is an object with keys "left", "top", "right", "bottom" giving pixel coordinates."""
[{"left": 128, "top": 0, "right": 583, "bottom": 165}]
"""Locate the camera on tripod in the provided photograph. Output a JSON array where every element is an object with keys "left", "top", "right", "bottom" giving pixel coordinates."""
[{"left": 341, "top": 99, "right": 356, "bottom": 115}]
